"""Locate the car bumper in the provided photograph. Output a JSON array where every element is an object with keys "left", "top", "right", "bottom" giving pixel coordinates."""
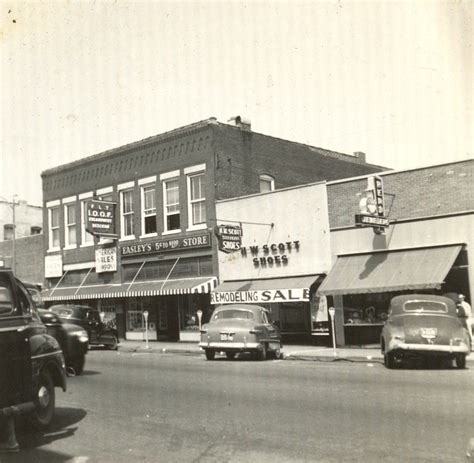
[
  {"left": 199, "top": 342, "right": 261, "bottom": 350},
  {"left": 388, "top": 340, "right": 470, "bottom": 355}
]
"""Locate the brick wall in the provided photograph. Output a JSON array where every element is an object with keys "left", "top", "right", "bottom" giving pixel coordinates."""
[
  {"left": 327, "top": 160, "right": 474, "bottom": 228},
  {"left": 0, "top": 234, "right": 44, "bottom": 284}
]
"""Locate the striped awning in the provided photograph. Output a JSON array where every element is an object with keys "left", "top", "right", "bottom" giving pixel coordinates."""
[{"left": 41, "top": 277, "right": 218, "bottom": 301}]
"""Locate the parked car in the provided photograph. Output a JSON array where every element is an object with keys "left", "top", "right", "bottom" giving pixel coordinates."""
[
  {"left": 48, "top": 304, "right": 119, "bottom": 350},
  {"left": 199, "top": 304, "right": 282, "bottom": 360},
  {"left": 381, "top": 294, "right": 471, "bottom": 369},
  {"left": 38, "top": 309, "right": 89, "bottom": 375},
  {"left": 0, "top": 270, "right": 66, "bottom": 429}
]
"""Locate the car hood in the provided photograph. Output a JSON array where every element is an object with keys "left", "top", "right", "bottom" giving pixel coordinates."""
[
  {"left": 61, "top": 322, "right": 88, "bottom": 334},
  {"left": 393, "top": 314, "right": 465, "bottom": 344}
]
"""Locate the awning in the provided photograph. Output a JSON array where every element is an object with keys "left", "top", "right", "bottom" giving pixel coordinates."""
[
  {"left": 211, "top": 274, "right": 323, "bottom": 304},
  {"left": 317, "top": 244, "right": 462, "bottom": 296},
  {"left": 41, "top": 277, "right": 218, "bottom": 301}
]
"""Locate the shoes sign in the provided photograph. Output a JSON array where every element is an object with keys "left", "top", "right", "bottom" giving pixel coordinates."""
[{"left": 214, "top": 224, "right": 243, "bottom": 253}]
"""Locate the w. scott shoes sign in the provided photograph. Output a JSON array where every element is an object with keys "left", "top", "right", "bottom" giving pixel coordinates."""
[
  {"left": 215, "top": 224, "right": 242, "bottom": 253},
  {"left": 86, "top": 200, "right": 117, "bottom": 238}
]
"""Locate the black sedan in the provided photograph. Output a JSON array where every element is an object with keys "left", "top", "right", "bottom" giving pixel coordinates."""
[{"left": 38, "top": 309, "right": 89, "bottom": 375}]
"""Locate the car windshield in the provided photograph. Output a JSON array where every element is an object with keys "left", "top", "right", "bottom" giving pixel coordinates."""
[
  {"left": 51, "top": 307, "right": 74, "bottom": 318},
  {"left": 0, "top": 284, "right": 14, "bottom": 317},
  {"left": 213, "top": 309, "right": 254, "bottom": 320},
  {"left": 403, "top": 300, "right": 448, "bottom": 313}
]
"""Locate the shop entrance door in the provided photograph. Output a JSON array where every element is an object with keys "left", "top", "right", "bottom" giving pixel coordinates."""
[
  {"left": 280, "top": 302, "right": 311, "bottom": 344},
  {"left": 156, "top": 297, "right": 179, "bottom": 341}
]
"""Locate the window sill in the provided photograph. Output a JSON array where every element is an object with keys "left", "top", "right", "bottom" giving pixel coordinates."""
[
  {"left": 80, "top": 243, "right": 95, "bottom": 248},
  {"left": 186, "top": 224, "right": 207, "bottom": 232},
  {"left": 63, "top": 245, "right": 78, "bottom": 250},
  {"left": 162, "top": 229, "right": 181, "bottom": 236},
  {"left": 139, "top": 232, "right": 158, "bottom": 239},
  {"left": 119, "top": 236, "right": 136, "bottom": 242},
  {"left": 47, "top": 247, "right": 61, "bottom": 253}
]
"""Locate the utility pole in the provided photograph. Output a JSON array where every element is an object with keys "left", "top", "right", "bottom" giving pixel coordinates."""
[{"left": 12, "top": 194, "right": 18, "bottom": 274}]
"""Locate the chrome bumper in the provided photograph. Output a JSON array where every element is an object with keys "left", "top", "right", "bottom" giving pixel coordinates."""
[
  {"left": 199, "top": 342, "right": 260, "bottom": 350},
  {"left": 389, "top": 340, "right": 470, "bottom": 354}
]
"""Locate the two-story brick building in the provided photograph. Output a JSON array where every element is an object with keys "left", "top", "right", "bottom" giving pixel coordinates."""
[{"left": 40, "top": 116, "right": 384, "bottom": 342}]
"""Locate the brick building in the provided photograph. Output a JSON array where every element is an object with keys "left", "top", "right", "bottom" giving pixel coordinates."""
[{"left": 40, "top": 116, "right": 384, "bottom": 342}]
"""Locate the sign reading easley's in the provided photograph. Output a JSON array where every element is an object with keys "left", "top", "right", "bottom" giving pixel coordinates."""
[
  {"left": 95, "top": 247, "right": 117, "bottom": 273},
  {"left": 86, "top": 200, "right": 117, "bottom": 238},
  {"left": 355, "top": 175, "right": 389, "bottom": 233},
  {"left": 45, "top": 254, "right": 63, "bottom": 278},
  {"left": 215, "top": 224, "right": 243, "bottom": 253},
  {"left": 121, "top": 233, "right": 211, "bottom": 256},
  {"left": 211, "top": 288, "right": 310, "bottom": 304}
]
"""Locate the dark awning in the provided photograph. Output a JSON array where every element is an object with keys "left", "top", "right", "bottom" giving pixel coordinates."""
[
  {"left": 211, "top": 275, "right": 323, "bottom": 304},
  {"left": 42, "top": 277, "right": 218, "bottom": 301},
  {"left": 317, "top": 244, "right": 462, "bottom": 296}
]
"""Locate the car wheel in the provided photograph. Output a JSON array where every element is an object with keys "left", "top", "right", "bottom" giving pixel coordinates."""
[
  {"left": 257, "top": 343, "right": 267, "bottom": 361},
  {"left": 30, "top": 370, "right": 55, "bottom": 430},
  {"left": 107, "top": 335, "right": 118, "bottom": 351},
  {"left": 384, "top": 352, "right": 396, "bottom": 369},
  {"left": 271, "top": 346, "right": 282, "bottom": 360},
  {"left": 225, "top": 352, "right": 236, "bottom": 360},
  {"left": 455, "top": 354, "right": 466, "bottom": 369},
  {"left": 70, "top": 355, "right": 86, "bottom": 375},
  {"left": 205, "top": 349, "right": 215, "bottom": 360}
]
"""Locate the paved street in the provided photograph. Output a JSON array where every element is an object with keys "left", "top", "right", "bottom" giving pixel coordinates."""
[{"left": 5, "top": 350, "right": 474, "bottom": 463}]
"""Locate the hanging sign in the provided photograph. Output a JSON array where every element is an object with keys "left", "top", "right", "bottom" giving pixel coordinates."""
[
  {"left": 355, "top": 176, "right": 389, "bottom": 234},
  {"left": 95, "top": 247, "right": 117, "bottom": 273},
  {"left": 86, "top": 200, "right": 117, "bottom": 238},
  {"left": 45, "top": 254, "right": 63, "bottom": 278},
  {"left": 214, "top": 224, "right": 243, "bottom": 253}
]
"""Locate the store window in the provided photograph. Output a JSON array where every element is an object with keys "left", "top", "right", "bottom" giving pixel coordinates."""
[
  {"left": 120, "top": 189, "right": 135, "bottom": 238},
  {"left": 163, "top": 179, "right": 180, "bottom": 232},
  {"left": 64, "top": 203, "right": 77, "bottom": 247},
  {"left": 81, "top": 200, "right": 94, "bottom": 246},
  {"left": 48, "top": 206, "right": 60, "bottom": 250},
  {"left": 187, "top": 172, "right": 206, "bottom": 229},
  {"left": 141, "top": 184, "right": 157, "bottom": 235},
  {"left": 343, "top": 294, "right": 389, "bottom": 325},
  {"left": 259, "top": 174, "right": 275, "bottom": 193}
]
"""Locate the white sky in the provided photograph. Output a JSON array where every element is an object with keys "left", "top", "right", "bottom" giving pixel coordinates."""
[{"left": 1, "top": 1, "right": 472, "bottom": 206}]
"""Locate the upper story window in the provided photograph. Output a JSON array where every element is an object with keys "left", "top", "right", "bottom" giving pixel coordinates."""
[
  {"left": 259, "top": 174, "right": 275, "bottom": 193},
  {"left": 187, "top": 172, "right": 206, "bottom": 230},
  {"left": 30, "top": 226, "right": 42, "bottom": 235},
  {"left": 140, "top": 181, "right": 157, "bottom": 236},
  {"left": 64, "top": 203, "right": 77, "bottom": 247},
  {"left": 96, "top": 188, "right": 114, "bottom": 244},
  {"left": 163, "top": 179, "right": 180, "bottom": 232},
  {"left": 48, "top": 206, "right": 60, "bottom": 250},
  {"left": 3, "top": 224, "right": 13, "bottom": 241},
  {"left": 81, "top": 200, "right": 94, "bottom": 246},
  {"left": 120, "top": 189, "right": 135, "bottom": 238}
]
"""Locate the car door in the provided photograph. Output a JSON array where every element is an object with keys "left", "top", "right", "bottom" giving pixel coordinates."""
[
  {"left": 0, "top": 272, "right": 34, "bottom": 408},
  {"left": 262, "top": 310, "right": 280, "bottom": 341}
]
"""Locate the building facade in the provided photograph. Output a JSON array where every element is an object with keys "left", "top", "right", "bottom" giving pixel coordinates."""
[{"left": 40, "top": 117, "right": 383, "bottom": 342}]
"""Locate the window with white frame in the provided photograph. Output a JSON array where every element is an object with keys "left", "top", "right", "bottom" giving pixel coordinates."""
[
  {"left": 97, "top": 191, "right": 114, "bottom": 243},
  {"left": 120, "top": 189, "right": 135, "bottom": 238},
  {"left": 188, "top": 173, "right": 206, "bottom": 227},
  {"left": 141, "top": 184, "right": 157, "bottom": 235},
  {"left": 259, "top": 174, "right": 275, "bottom": 193},
  {"left": 81, "top": 201, "right": 94, "bottom": 245},
  {"left": 64, "top": 203, "right": 77, "bottom": 247},
  {"left": 163, "top": 179, "right": 180, "bottom": 232},
  {"left": 48, "top": 207, "right": 60, "bottom": 249}
]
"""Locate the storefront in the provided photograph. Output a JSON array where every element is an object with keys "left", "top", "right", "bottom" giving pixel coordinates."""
[{"left": 213, "top": 182, "right": 332, "bottom": 344}]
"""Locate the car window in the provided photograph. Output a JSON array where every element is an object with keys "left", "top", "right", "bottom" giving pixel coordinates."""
[
  {"left": 0, "top": 277, "right": 14, "bottom": 317},
  {"left": 403, "top": 300, "right": 448, "bottom": 313},
  {"left": 51, "top": 307, "right": 74, "bottom": 318},
  {"left": 262, "top": 311, "right": 269, "bottom": 324},
  {"left": 15, "top": 279, "right": 36, "bottom": 316},
  {"left": 87, "top": 310, "right": 101, "bottom": 322},
  {"left": 213, "top": 309, "right": 254, "bottom": 320}
]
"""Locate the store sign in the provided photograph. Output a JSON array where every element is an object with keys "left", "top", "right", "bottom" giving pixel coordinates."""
[
  {"left": 355, "top": 176, "right": 389, "bottom": 234},
  {"left": 240, "top": 240, "right": 300, "bottom": 267},
  {"left": 211, "top": 288, "right": 310, "bottom": 304},
  {"left": 121, "top": 233, "right": 211, "bottom": 256},
  {"left": 215, "top": 224, "right": 243, "bottom": 253},
  {"left": 45, "top": 254, "right": 63, "bottom": 278},
  {"left": 86, "top": 200, "right": 117, "bottom": 238},
  {"left": 95, "top": 247, "right": 117, "bottom": 273}
]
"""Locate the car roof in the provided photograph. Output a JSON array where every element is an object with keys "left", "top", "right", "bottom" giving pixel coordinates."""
[
  {"left": 389, "top": 294, "right": 456, "bottom": 312},
  {"left": 214, "top": 304, "right": 268, "bottom": 313},
  {"left": 50, "top": 304, "right": 94, "bottom": 311}
]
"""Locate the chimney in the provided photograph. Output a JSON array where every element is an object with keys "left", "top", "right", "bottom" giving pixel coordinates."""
[
  {"left": 353, "top": 151, "right": 366, "bottom": 163},
  {"left": 227, "top": 115, "right": 251, "bottom": 132}
]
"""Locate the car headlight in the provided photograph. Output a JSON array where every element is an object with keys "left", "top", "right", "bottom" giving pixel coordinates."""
[
  {"left": 393, "top": 334, "right": 405, "bottom": 341},
  {"left": 72, "top": 330, "right": 89, "bottom": 342}
]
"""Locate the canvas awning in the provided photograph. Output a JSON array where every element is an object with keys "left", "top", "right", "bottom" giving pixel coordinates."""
[
  {"left": 211, "top": 274, "right": 323, "bottom": 304},
  {"left": 317, "top": 244, "right": 462, "bottom": 296},
  {"left": 41, "top": 277, "right": 218, "bottom": 301}
]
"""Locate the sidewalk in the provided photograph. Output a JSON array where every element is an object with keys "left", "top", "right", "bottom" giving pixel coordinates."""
[{"left": 115, "top": 339, "right": 474, "bottom": 364}]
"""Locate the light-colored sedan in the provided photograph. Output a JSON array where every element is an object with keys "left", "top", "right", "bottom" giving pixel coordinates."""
[
  {"left": 381, "top": 294, "right": 471, "bottom": 369},
  {"left": 199, "top": 304, "right": 282, "bottom": 360}
]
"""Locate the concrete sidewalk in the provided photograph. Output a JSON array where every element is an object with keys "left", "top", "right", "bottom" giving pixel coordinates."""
[{"left": 114, "top": 339, "right": 474, "bottom": 365}]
